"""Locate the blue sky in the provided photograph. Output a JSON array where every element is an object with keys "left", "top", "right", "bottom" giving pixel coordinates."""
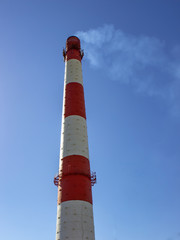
[{"left": 0, "top": 1, "right": 180, "bottom": 240}]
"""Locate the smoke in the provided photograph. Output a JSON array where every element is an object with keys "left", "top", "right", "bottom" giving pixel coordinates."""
[{"left": 76, "top": 25, "right": 180, "bottom": 115}]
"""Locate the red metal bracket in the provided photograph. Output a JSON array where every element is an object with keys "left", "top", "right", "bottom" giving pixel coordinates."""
[
  {"left": 91, "top": 172, "right": 97, "bottom": 186},
  {"left": 54, "top": 171, "right": 97, "bottom": 187},
  {"left": 54, "top": 174, "right": 61, "bottom": 187}
]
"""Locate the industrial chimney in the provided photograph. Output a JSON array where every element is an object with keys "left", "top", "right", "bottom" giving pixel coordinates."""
[{"left": 54, "top": 36, "right": 96, "bottom": 240}]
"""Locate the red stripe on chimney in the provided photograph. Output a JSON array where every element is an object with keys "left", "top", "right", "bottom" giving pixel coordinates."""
[
  {"left": 57, "top": 175, "right": 92, "bottom": 204},
  {"left": 60, "top": 155, "right": 90, "bottom": 176},
  {"left": 64, "top": 82, "right": 86, "bottom": 119}
]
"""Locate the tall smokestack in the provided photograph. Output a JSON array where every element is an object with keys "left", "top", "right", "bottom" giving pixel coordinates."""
[{"left": 54, "top": 36, "right": 96, "bottom": 240}]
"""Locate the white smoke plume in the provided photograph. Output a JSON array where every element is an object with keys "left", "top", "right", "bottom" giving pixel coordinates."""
[{"left": 76, "top": 25, "right": 180, "bottom": 115}]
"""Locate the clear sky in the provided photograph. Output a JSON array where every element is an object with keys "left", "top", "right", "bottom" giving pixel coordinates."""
[{"left": 0, "top": 1, "right": 180, "bottom": 240}]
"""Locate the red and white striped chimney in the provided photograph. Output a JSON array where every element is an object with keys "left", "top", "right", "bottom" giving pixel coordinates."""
[{"left": 54, "top": 36, "right": 96, "bottom": 240}]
